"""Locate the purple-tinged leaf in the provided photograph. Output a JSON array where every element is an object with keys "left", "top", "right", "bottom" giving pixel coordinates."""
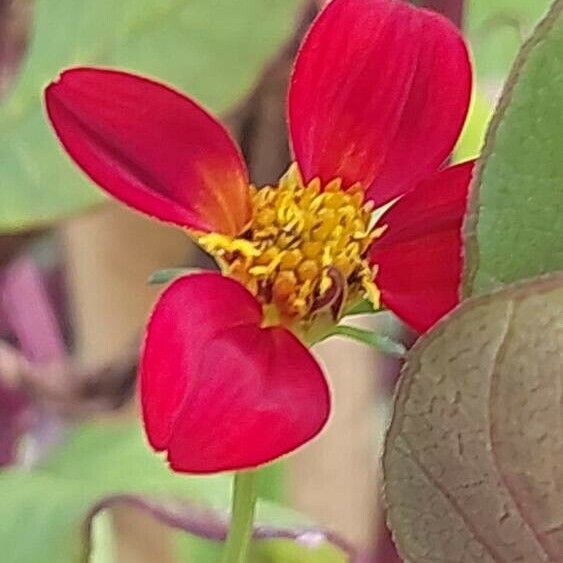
[
  {"left": 1, "top": 256, "right": 65, "bottom": 363},
  {"left": 0, "top": 346, "right": 32, "bottom": 466},
  {"left": 421, "top": 0, "right": 464, "bottom": 28},
  {"left": 0, "top": 423, "right": 355, "bottom": 562},
  {"left": 373, "top": 521, "right": 402, "bottom": 563},
  {"left": 86, "top": 494, "right": 357, "bottom": 560}
]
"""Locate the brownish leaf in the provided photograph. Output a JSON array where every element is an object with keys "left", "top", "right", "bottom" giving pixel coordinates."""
[
  {"left": 384, "top": 273, "right": 563, "bottom": 562},
  {"left": 0, "top": 0, "right": 32, "bottom": 99}
]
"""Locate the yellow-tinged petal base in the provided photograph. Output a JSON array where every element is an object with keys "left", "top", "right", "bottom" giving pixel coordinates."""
[{"left": 198, "top": 164, "right": 382, "bottom": 326}]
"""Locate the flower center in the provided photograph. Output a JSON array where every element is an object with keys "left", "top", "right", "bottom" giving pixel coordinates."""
[{"left": 198, "top": 164, "right": 382, "bottom": 325}]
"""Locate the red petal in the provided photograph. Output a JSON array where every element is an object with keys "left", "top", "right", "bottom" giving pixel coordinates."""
[
  {"left": 45, "top": 68, "right": 251, "bottom": 235},
  {"left": 370, "top": 161, "right": 475, "bottom": 332},
  {"left": 141, "top": 273, "right": 262, "bottom": 451},
  {"left": 289, "top": 0, "right": 472, "bottom": 206},
  {"left": 141, "top": 273, "right": 330, "bottom": 473}
]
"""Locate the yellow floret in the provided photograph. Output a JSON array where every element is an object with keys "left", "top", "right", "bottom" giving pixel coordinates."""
[{"left": 198, "top": 163, "right": 381, "bottom": 324}]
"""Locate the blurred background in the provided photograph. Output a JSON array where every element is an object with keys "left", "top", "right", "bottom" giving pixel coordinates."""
[{"left": 0, "top": 0, "right": 552, "bottom": 562}]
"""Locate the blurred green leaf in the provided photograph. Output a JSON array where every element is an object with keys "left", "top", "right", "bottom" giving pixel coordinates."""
[
  {"left": 324, "top": 325, "right": 406, "bottom": 358},
  {"left": 176, "top": 534, "right": 347, "bottom": 563},
  {"left": 176, "top": 534, "right": 223, "bottom": 563},
  {"left": 467, "top": 0, "right": 552, "bottom": 81},
  {"left": 343, "top": 298, "right": 380, "bottom": 316},
  {"left": 464, "top": 0, "right": 563, "bottom": 295},
  {"left": 90, "top": 513, "right": 114, "bottom": 563},
  {"left": 41, "top": 423, "right": 227, "bottom": 499},
  {"left": 253, "top": 539, "right": 346, "bottom": 563},
  {"left": 385, "top": 273, "right": 563, "bottom": 561},
  {"left": 0, "top": 0, "right": 301, "bottom": 233},
  {"left": 148, "top": 267, "right": 199, "bottom": 285},
  {"left": 0, "top": 423, "right": 349, "bottom": 563},
  {"left": 453, "top": 91, "right": 492, "bottom": 162}
]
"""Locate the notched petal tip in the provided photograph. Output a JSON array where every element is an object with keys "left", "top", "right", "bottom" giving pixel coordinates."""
[
  {"left": 141, "top": 273, "right": 330, "bottom": 473},
  {"left": 140, "top": 272, "right": 263, "bottom": 451},
  {"left": 165, "top": 324, "right": 331, "bottom": 474}
]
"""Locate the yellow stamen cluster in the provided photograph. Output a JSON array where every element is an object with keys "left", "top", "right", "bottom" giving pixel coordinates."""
[{"left": 198, "top": 164, "right": 382, "bottom": 324}]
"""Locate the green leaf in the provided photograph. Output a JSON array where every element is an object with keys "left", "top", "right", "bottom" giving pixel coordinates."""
[
  {"left": 176, "top": 533, "right": 347, "bottom": 563},
  {"left": 0, "top": 423, "right": 349, "bottom": 563},
  {"left": 343, "top": 298, "right": 380, "bottom": 316},
  {"left": 253, "top": 539, "right": 346, "bottom": 563},
  {"left": 0, "top": 0, "right": 301, "bottom": 233},
  {"left": 384, "top": 273, "right": 563, "bottom": 561},
  {"left": 40, "top": 422, "right": 232, "bottom": 505},
  {"left": 148, "top": 267, "right": 199, "bottom": 285},
  {"left": 464, "top": 0, "right": 563, "bottom": 296},
  {"left": 453, "top": 92, "right": 492, "bottom": 162},
  {"left": 467, "top": 0, "right": 552, "bottom": 81},
  {"left": 323, "top": 324, "right": 406, "bottom": 358}
]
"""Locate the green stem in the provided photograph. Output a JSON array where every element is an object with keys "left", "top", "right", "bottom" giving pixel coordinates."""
[
  {"left": 329, "top": 325, "right": 407, "bottom": 358},
  {"left": 221, "top": 471, "right": 258, "bottom": 563}
]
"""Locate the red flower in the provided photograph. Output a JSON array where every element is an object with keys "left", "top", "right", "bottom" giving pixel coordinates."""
[{"left": 45, "top": 0, "right": 473, "bottom": 473}]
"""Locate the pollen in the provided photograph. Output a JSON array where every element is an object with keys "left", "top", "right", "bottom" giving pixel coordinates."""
[{"left": 198, "top": 164, "right": 382, "bottom": 324}]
